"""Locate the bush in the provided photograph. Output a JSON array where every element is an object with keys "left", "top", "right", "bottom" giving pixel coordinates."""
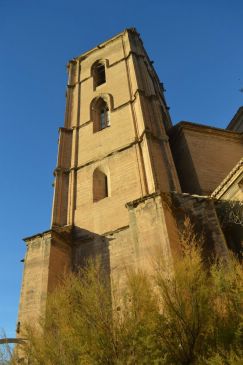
[{"left": 10, "top": 222, "right": 243, "bottom": 364}]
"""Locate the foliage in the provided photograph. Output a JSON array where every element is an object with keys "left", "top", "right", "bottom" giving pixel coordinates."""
[
  {"left": 153, "top": 219, "right": 242, "bottom": 365},
  {"left": 5, "top": 221, "right": 243, "bottom": 365},
  {"left": 216, "top": 200, "right": 243, "bottom": 227},
  {"left": 0, "top": 333, "right": 18, "bottom": 365}
]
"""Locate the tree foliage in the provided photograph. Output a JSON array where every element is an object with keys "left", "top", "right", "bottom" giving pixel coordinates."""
[{"left": 3, "top": 221, "right": 243, "bottom": 365}]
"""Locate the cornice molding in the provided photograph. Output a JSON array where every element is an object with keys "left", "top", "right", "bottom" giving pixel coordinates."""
[
  {"left": 211, "top": 158, "right": 243, "bottom": 198},
  {"left": 68, "top": 28, "right": 140, "bottom": 63},
  {"left": 169, "top": 121, "right": 243, "bottom": 141},
  {"left": 68, "top": 50, "right": 154, "bottom": 87},
  {"left": 23, "top": 225, "right": 73, "bottom": 244},
  {"left": 73, "top": 88, "right": 163, "bottom": 129},
  {"left": 58, "top": 127, "right": 73, "bottom": 133},
  {"left": 55, "top": 128, "right": 167, "bottom": 173},
  {"left": 53, "top": 167, "right": 70, "bottom": 176}
]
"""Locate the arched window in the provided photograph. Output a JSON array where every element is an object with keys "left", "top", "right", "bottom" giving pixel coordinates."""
[
  {"left": 93, "top": 168, "right": 109, "bottom": 202},
  {"left": 92, "top": 62, "right": 106, "bottom": 88},
  {"left": 91, "top": 98, "right": 110, "bottom": 133}
]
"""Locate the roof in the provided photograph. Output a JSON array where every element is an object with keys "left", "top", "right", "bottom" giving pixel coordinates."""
[
  {"left": 227, "top": 106, "right": 243, "bottom": 131},
  {"left": 169, "top": 121, "right": 242, "bottom": 140}
]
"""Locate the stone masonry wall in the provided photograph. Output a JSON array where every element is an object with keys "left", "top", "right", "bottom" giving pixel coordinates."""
[
  {"left": 170, "top": 123, "right": 243, "bottom": 195},
  {"left": 73, "top": 192, "right": 229, "bottom": 293},
  {"left": 17, "top": 230, "right": 71, "bottom": 336}
]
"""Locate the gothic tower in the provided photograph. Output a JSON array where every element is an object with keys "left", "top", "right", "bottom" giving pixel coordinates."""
[
  {"left": 52, "top": 28, "right": 180, "bottom": 234},
  {"left": 17, "top": 28, "right": 243, "bottom": 338},
  {"left": 17, "top": 28, "right": 182, "bottom": 334},
  {"left": 18, "top": 28, "right": 180, "bottom": 333}
]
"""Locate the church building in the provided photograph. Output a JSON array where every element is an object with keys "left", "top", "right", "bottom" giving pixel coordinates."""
[{"left": 17, "top": 28, "right": 243, "bottom": 335}]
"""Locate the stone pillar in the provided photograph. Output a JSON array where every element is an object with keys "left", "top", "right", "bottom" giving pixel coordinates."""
[
  {"left": 17, "top": 228, "right": 72, "bottom": 336},
  {"left": 126, "top": 193, "right": 175, "bottom": 272}
]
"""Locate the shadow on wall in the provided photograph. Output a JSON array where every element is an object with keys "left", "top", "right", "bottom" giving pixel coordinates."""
[
  {"left": 169, "top": 130, "right": 202, "bottom": 195},
  {"left": 169, "top": 193, "right": 230, "bottom": 261},
  {"left": 215, "top": 200, "right": 243, "bottom": 260},
  {"left": 71, "top": 226, "right": 111, "bottom": 290}
]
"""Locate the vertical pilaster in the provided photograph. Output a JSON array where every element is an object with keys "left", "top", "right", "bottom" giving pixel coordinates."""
[
  {"left": 17, "top": 230, "right": 71, "bottom": 336},
  {"left": 67, "top": 59, "right": 81, "bottom": 225},
  {"left": 51, "top": 128, "right": 73, "bottom": 226},
  {"left": 124, "top": 29, "right": 180, "bottom": 194}
]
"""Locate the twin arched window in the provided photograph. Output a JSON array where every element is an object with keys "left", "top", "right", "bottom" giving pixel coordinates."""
[
  {"left": 93, "top": 168, "right": 109, "bottom": 202},
  {"left": 91, "top": 61, "right": 111, "bottom": 132},
  {"left": 91, "top": 63, "right": 110, "bottom": 202}
]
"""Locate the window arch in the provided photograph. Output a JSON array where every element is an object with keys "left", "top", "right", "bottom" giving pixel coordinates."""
[
  {"left": 91, "top": 97, "right": 110, "bottom": 133},
  {"left": 92, "top": 61, "right": 106, "bottom": 88},
  {"left": 93, "top": 168, "right": 109, "bottom": 202}
]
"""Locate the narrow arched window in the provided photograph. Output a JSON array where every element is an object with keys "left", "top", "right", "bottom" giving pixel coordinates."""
[
  {"left": 93, "top": 62, "right": 106, "bottom": 88},
  {"left": 93, "top": 168, "right": 109, "bottom": 202},
  {"left": 100, "top": 104, "right": 109, "bottom": 129},
  {"left": 92, "top": 98, "right": 110, "bottom": 133}
]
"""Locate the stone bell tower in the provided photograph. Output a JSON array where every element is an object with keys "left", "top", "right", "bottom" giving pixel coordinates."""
[
  {"left": 17, "top": 28, "right": 181, "bottom": 334},
  {"left": 52, "top": 27, "right": 180, "bottom": 234}
]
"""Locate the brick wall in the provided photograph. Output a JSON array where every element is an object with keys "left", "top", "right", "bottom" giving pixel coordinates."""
[{"left": 170, "top": 123, "right": 243, "bottom": 195}]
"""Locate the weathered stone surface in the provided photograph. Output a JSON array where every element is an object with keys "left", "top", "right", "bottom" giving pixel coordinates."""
[
  {"left": 169, "top": 122, "right": 243, "bottom": 195},
  {"left": 17, "top": 230, "right": 71, "bottom": 335},
  {"left": 17, "top": 28, "right": 243, "bottom": 336}
]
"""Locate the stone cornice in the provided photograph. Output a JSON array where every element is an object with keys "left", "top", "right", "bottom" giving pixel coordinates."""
[
  {"left": 211, "top": 158, "right": 243, "bottom": 198},
  {"left": 23, "top": 225, "right": 73, "bottom": 244},
  {"left": 62, "top": 129, "right": 168, "bottom": 172},
  {"left": 67, "top": 28, "right": 140, "bottom": 64},
  {"left": 68, "top": 50, "right": 156, "bottom": 87},
  {"left": 169, "top": 121, "right": 242, "bottom": 141},
  {"left": 73, "top": 140, "right": 138, "bottom": 171},
  {"left": 72, "top": 88, "right": 164, "bottom": 130},
  {"left": 103, "top": 225, "right": 130, "bottom": 237},
  {"left": 53, "top": 167, "right": 70, "bottom": 176},
  {"left": 126, "top": 191, "right": 161, "bottom": 209},
  {"left": 58, "top": 127, "right": 73, "bottom": 133},
  {"left": 23, "top": 229, "right": 52, "bottom": 242}
]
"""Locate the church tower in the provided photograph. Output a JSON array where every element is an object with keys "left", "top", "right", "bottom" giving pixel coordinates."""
[
  {"left": 17, "top": 29, "right": 181, "bottom": 334},
  {"left": 52, "top": 28, "right": 180, "bottom": 234},
  {"left": 17, "top": 29, "right": 242, "bottom": 339}
]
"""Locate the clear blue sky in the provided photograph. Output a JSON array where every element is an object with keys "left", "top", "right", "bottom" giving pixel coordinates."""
[{"left": 0, "top": 0, "right": 242, "bottom": 338}]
